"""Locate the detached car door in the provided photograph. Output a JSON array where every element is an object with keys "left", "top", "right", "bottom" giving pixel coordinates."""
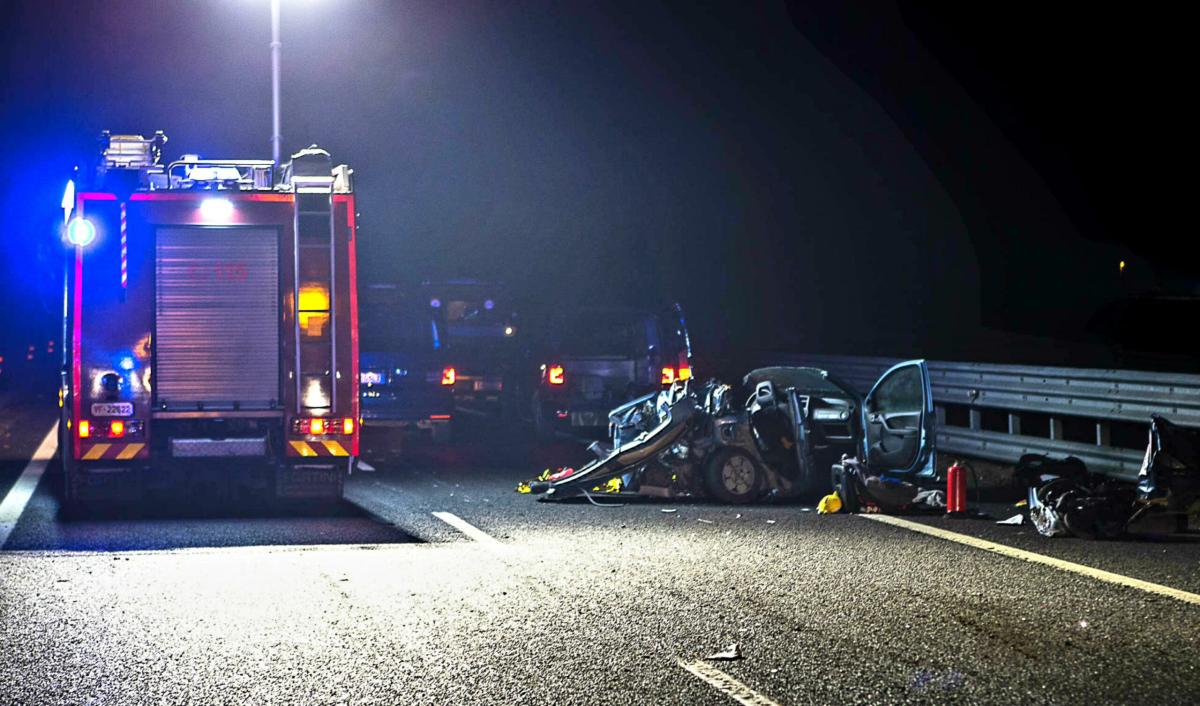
[{"left": 860, "top": 360, "right": 935, "bottom": 478}]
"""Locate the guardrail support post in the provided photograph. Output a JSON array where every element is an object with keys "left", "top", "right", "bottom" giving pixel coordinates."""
[
  {"left": 969, "top": 408, "right": 982, "bottom": 431},
  {"left": 935, "top": 405, "right": 946, "bottom": 427},
  {"left": 1049, "top": 417, "right": 1063, "bottom": 441},
  {"left": 1007, "top": 412, "right": 1021, "bottom": 436},
  {"left": 1096, "top": 421, "right": 1110, "bottom": 447}
]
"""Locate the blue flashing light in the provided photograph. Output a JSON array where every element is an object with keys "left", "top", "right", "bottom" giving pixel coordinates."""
[
  {"left": 429, "top": 298, "right": 441, "bottom": 308},
  {"left": 119, "top": 356, "right": 135, "bottom": 371},
  {"left": 484, "top": 299, "right": 495, "bottom": 310},
  {"left": 66, "top": 217, "right": 96, "bottom": 247},
  {"left": 431, "top": 320, "right": 441, "bottom": 350}
]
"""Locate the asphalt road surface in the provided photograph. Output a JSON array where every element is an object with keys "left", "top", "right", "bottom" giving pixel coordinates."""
[{"left": 2, "top": 402, "right": 1199, "bottom": 704}]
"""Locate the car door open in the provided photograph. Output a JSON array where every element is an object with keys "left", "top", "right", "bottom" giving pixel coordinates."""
[{"left": 861, "top": 360, "right": 935, "bottom": 477}]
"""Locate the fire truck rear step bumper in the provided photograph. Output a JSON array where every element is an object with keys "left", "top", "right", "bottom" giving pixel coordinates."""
[{"left": 171, "top": 438, "right": 268, "bottom": 458}]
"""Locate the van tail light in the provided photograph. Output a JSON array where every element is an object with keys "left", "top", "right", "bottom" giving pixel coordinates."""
[
  {"left": 662, "top": 365, "right": 693, "bottom": 385},
  {"left": 548, "top": 364, "right": 565, "bottom": 386},
  {"left": 441, "top": 366, "right": 457, "bottom": 386}
]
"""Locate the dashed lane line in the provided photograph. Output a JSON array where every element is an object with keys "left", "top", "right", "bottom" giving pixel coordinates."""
[
  {"left": 431, "top": 511, "right": 511, "bottom": 554},
  {"left": 863, "top": 513, "right": 1200, "bottom": 607},
  {"left": 0, "top": 423, "right": 58, "bottom": 549},
  {"left": 678, "top": 659, "right": 782, "bottom": 706}
]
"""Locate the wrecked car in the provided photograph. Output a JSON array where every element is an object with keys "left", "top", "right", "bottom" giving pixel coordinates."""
[
  {"left": 1022, "top": 415, "right": 1200, "bottom": 538},
  {"left": 522, "top": 360, "right": 935, "bottom": 504}
]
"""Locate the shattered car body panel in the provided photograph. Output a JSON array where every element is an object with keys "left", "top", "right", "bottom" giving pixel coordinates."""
[
  {"left": 524, "top": 361, "right": 935, "bottom": 504},
  {"left": 1019, "top": 417, "right": 1200, "bottom": 539}
]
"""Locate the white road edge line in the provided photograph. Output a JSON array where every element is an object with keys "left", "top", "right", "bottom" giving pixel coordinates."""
[
  {"left": 432, "top": 511, "right": 510, "bottom": 553},
  {"left": 678, "top": 659, "right": 782, "bottom": 706},
  {"left": 0, "top": 423, "right": 59, "bottom": 549},
  {"left": 862, "top": 513, "right": 1200, "bottom": 607}
]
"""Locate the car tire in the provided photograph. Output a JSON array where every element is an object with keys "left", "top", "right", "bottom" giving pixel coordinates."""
[
  {"left": 704, "top": 448, "right": 764, "bottom": 504},
  {"left": 831, "top": 464, "right": 860, "bottom": 513}
]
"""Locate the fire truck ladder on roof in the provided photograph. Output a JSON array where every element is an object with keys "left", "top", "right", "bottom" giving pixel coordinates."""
[{"left": 291, "top": 153, "right": 337, "bottom": 415}]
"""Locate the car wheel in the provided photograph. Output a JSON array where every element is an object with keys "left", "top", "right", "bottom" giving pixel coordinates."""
[
  {"left": 831, "top": 464, "right": 860, "bottom": 513},
  {"left": 704, "top": 449, "right": 764, "bottom": 504}
]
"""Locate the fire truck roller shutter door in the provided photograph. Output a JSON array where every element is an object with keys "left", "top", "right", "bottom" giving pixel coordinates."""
[{"left": 155, "top": 227, "right": 281, "bottom": 410}]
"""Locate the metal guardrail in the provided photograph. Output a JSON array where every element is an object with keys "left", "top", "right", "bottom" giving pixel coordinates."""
[{"left": 756, "top": 353, "right": 1200, "bottom": 481}]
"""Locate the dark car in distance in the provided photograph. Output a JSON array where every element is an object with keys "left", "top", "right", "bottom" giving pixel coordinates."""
[
  {"left": 523, "top": 304, "right": 692, "bottom": 439},
  {"left": 358, "top": 284, "right": 456, "bottom": 443}
]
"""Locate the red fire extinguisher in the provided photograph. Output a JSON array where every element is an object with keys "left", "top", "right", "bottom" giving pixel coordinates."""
[{"left": 946, "top": 461, "right": 967, "bottom": 515}]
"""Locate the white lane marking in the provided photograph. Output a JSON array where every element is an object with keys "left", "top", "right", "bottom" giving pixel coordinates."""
[
  {"left": 0, "top": 423, "right": 59, "bottom": 549},
  {"left": 863, "top": 513, "right": 1200, "bottom": 607},
  {"left": 432, "top": 511, "right": 510, "bottom": 552},
  {"left": 678, "top": 659, "right": 782, "bottom": 706}
]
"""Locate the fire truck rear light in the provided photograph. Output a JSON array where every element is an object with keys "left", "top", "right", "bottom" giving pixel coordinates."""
[
  {"left": 661, "top": 367, "right": 677, "bottom": 384},
  {"left": 109, "top": 420, "right": 126, "bottom": 438},
  {"left": 441, "top": 367, "right": 456, "bottom": 386},
  {"left": 548, "top": 365, "right": 565, "bottom": 386},
  {"left": 342, "top": 418, "right": 354, "bottom": 435},
  {"left": 78, "top": 420, "right": 91, "bottom": 438},
  {"left": 679, "top": 366, "right": 692, "bottom": 381},
  {"left": 310, "top": 418, "right": 327, "bottom": 435}
]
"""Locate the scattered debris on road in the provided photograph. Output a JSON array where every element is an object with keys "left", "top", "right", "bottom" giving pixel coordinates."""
[
  {"left": 706, "top": 643, "right": 742, "bottom": 661},
  {"left": 997, "top": 514, "right": 1025, "bottom": 525},
  {"left": 817, "top": 492, "right": 841, "bottom": 514}
]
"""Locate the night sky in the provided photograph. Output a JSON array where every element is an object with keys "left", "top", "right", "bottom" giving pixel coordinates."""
[{"left": 1, "top": 1, "right": 1190, "bottom": 371}]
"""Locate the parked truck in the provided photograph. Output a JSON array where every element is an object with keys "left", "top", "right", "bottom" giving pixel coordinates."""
[{"left": 59, "top": 132, "right": 359, "bottom": 504}]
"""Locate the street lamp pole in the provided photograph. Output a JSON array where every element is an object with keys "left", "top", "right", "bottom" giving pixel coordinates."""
[{"left": 270, "top": 0, "right": 282, "bottom": 165}]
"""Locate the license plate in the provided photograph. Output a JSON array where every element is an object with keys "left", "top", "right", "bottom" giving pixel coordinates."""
[
  {"left": 572, "top": 411, "right": 602, "bottom": 426},
  {"left": 91, "top": 402, "right": 133, "bottom": 417},
  {"left": 474, "top": 380, "right": 502, "bottom": 392},
  {"left": 360, "top": 371, "right": 384, "bottom": 385}
]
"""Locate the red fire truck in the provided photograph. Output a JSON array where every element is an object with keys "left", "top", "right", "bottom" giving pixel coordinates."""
[{"left": 60, "top": 132, "right": 359, "bottom": 504}]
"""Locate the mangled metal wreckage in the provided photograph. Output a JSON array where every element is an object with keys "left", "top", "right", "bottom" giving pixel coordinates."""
[
  {"left": 522, "top": 361, "right": 938, "bottom": 505},
  {"left": 1022, "top": 415, "right": 1200, "bottom": 538}
]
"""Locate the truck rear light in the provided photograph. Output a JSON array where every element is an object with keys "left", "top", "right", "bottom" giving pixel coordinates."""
[
  {"left": 441, "top": 366, "right": 457, "bottom": 386},
  {"left": 547, "top": 364, "right": 565, "bottom": 386},
  {"left": 430, "top": 414, "right": 452, "bottom": 421},
  {"left": 661, "top": 367, "right": 676, "bottom": 384},
  {"left": 679, "top": 366, "right": 692, "bottom": 381},
  {"left": 109, "top": 420, "right": 126, "bottom": 438},
  {"left": 78, "top": 420, "right": 91, "bottom": 438},
  {"left": 292, "top": 417, "right": 357, "bottom": 436}
]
